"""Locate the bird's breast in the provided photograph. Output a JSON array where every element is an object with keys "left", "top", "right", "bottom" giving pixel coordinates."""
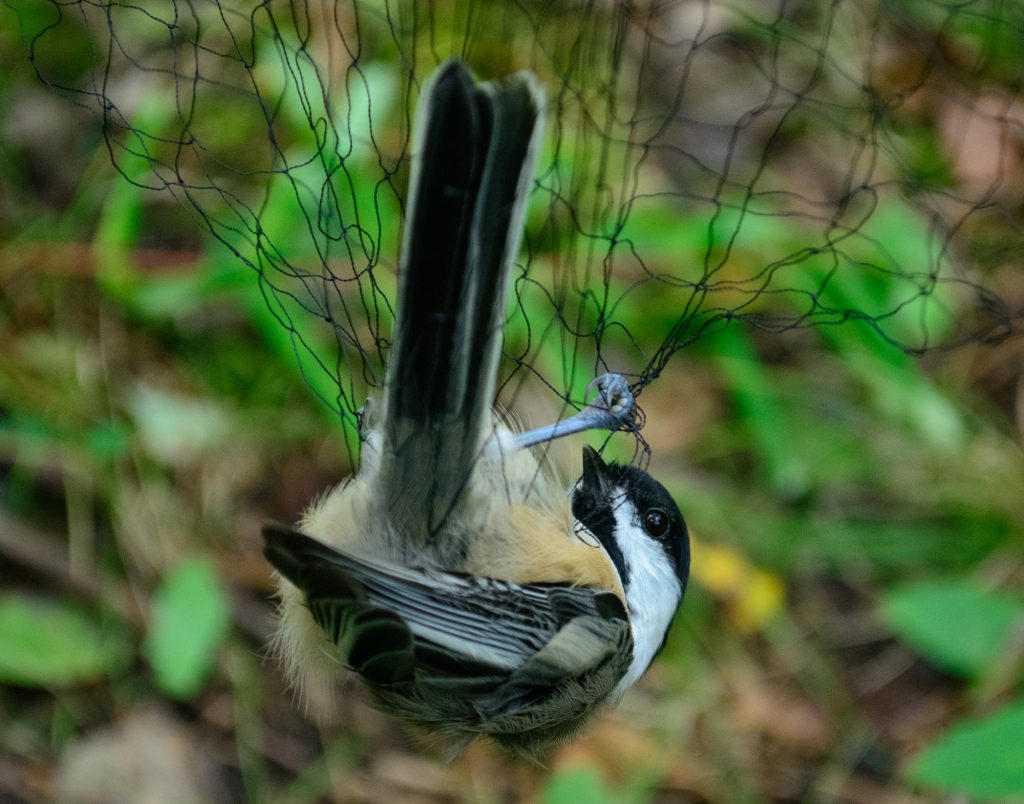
[{"left": 463, "top": 503, "right": 626, "bottom": 602}]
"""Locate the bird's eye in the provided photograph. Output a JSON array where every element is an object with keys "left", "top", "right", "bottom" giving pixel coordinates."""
[{"left": 643, "top": 508, "right": 669, "bottom": 538}]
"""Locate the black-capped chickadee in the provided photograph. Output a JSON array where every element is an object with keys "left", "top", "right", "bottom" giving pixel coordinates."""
[{"left": 263, "top": 60, "right": 689, "bottom": 757}]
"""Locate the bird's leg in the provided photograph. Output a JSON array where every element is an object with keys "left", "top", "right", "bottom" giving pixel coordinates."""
[{"left": 513, "top": 373, "right": 637, "bottom": 449}]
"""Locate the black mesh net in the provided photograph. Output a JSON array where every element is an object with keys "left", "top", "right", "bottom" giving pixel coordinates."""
[{"left": 13, "top": 0, "right": 1024, "bottom": 462}]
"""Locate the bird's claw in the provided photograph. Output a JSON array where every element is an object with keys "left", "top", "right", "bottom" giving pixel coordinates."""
[{"left": 585, "top": 373, "right": 635, "bottom": 424}]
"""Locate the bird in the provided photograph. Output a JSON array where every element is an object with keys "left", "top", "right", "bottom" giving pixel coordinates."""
[{"left": 262, "top": 59, "right": 689, "bottom": 758}]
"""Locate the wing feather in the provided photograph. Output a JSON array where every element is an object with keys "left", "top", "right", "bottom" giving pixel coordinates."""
[{"left": 264, "top": 526, "right": 625, "bottom": 671}]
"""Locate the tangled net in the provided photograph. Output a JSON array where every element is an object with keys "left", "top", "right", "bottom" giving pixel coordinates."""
[{"left": 14, "top": 0, "right": 1024, "bottom": 460}]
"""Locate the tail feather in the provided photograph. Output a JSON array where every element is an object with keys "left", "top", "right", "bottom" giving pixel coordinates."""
[
  {"left": 386, "top": 62, "right": 487, "bottom": 430},
  {"left": 459, "top": 77, "right": 544, "bottom": 452},
  {"left": 380, "top": 60, "right": 545, "bottom": 536}
]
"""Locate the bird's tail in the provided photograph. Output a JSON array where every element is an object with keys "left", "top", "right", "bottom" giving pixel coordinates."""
[{"left": 377, "top": 60, "right": 545, "bottom": 540}]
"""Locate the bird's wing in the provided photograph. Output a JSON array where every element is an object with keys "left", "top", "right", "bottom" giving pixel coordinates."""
[{"left": 263, "top": 525, "right": 626, "bottom": 673}]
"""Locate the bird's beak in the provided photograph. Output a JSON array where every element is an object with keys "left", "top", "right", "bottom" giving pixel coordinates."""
[{"left": 581, "top": 445, "right": 612, "bottom": 495}]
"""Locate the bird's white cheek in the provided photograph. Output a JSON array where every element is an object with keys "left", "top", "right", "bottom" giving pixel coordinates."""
[{"left": 610, "top": 494, "right": 682, "bottom": 695}]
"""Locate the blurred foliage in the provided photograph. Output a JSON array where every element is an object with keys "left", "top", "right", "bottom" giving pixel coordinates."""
[
  {"left": 541, "top": 764, "right": 617, "bottom": 804},
  {"left": 1, "top": 1, "right": 1023, "bottom": 802},
  {"left": 882, "top": 580, "right": 1024, "bottom": 682},
  {"left": 144, "top": 557, "right": 231, "bottom": 700},
  {"left": 908, "top": 700, "right": 1024, "bottom": 798},
  {"left": 0, "top": 594, "right": 128, "bottom": 688}
]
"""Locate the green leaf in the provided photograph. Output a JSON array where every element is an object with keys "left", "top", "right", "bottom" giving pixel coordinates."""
[
  {"left": 815, "top": 517, "right": 1006, "bottom": 575},
  {"left": 144, "top": 557, "right": 230, "bottom": 699},
  {"left": 86, "top": 421, "right": 132, "bottom": 460},
  {"left": 713, "top": 325, "right": 809, "bottom": 497},
  {"left": 542, "top": 765, "right": 610, "bottom": 804},
  {"left": 881, "top": 579, "right": 1024, "bottom": 680},
  {"left": 0, "top": 594, "right": 125, "bottom": 687},
  {"left": 909, "top": 699, "right": 1024, "bottom": 797}
]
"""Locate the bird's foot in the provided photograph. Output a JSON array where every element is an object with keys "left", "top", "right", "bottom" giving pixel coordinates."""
[{"left": 512, "top": 373, "right": 638, "bottom": 449}]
